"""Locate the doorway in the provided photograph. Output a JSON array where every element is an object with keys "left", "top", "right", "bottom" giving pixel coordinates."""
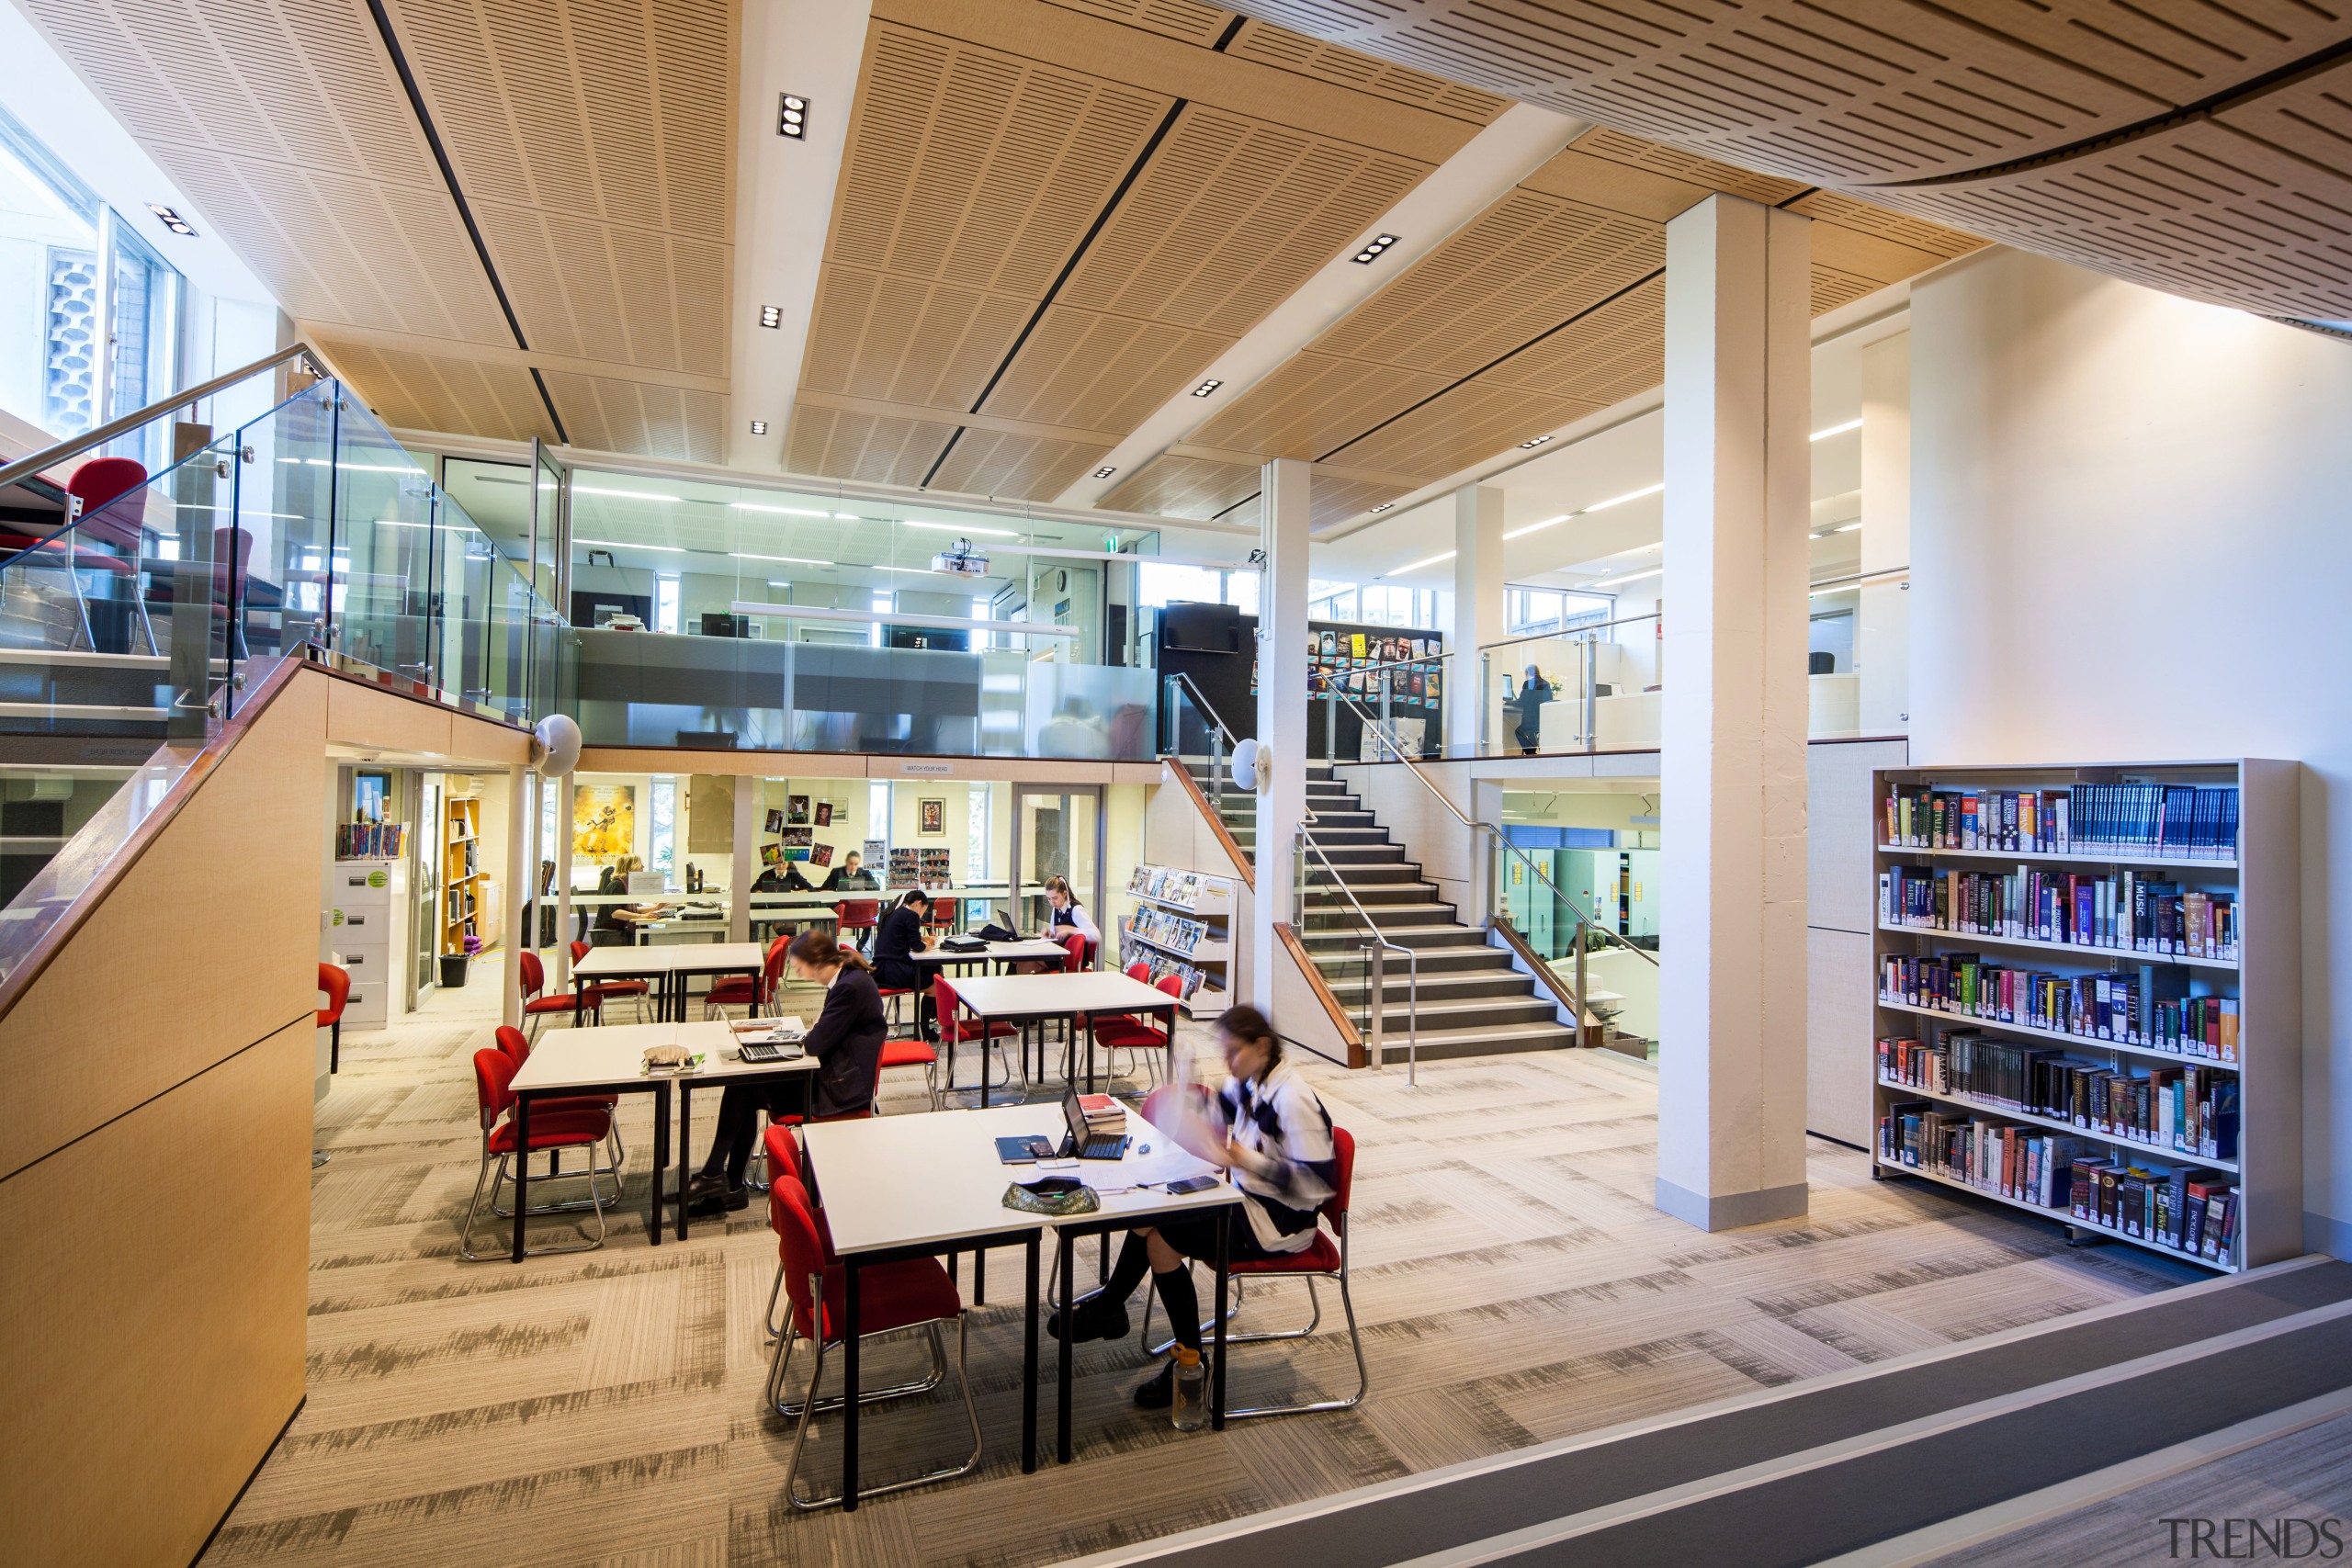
[{"left": 1009, "top": 784, "right": 1103, "bottom": 939}]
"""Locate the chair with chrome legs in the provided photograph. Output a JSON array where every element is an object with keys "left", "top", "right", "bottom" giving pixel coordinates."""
[
  {"left": 766, "top": 1177, "right": 981, "bottom": 1508},
  {"left": 458, "top": 1048, "right": 620, "bottom": 1260},
  {"left": 571, "top": 939, "right": 651, "bottom": 1022},
  {"left": 518, "top": 950, "right": 599, "bottom": 1038},
  {"left": 495, "top": 1024, "right": 625, "bottom": 1174}
]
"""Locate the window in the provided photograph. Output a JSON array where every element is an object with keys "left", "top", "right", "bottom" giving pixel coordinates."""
[
  {"left": 653, "top": 572, "right": 680, "bottom": 635},
  {"left": 868, "top": 781, "right": 890, "bottom": 860},
  {"left": 1226, "top": 570, "right": 1259, "bottom": 617},
  {"left": 1508, "top": 585, "right": 1613, "bottom": 637},
  {"left": 649, "top": 776, "right": 676, "bottom": 883},
  {"left": 1136, "top": 561, "right": 1221, "bottom": 609},
  {"left": 871, "top": 590, "right": 890, "bottom": 648}
]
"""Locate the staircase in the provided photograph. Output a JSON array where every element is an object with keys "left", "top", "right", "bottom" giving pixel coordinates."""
[{"left": 1184, "top": 760, "right": 1578, "bottom": 1059}]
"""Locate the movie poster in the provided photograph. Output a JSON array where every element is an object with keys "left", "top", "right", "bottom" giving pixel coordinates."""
[{"left": 572, "top": 784, "right": 636, "bottom": 863}]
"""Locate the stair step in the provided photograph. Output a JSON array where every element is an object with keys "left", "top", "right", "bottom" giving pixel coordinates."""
[
  {"left": 1305, "top": 862, "right": 1424, "bottom": 886},
  {"left": 1302, "top": 901, "right": 1458, "bottom": 928},
  {"left": 1318, "top": 969, "right": 1537, "bottom": 1002},
  {"left": 1362, "top": 1020, "right": 1582, "bottom": 1060},
  {"left": 1298, "top": 926, "right": 1489, "bottom": 953}
]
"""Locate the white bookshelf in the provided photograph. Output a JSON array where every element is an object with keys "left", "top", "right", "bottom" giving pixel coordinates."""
[
  {"left": 1870, "top": 760, "right": 2300, "bottom": 1273},
  {"left": 1120, "top": 864, "right": 1234, "bottom": 1018}
]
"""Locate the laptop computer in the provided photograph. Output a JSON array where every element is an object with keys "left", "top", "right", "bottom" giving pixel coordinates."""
[{"left": 1060, "top": 1087, "right": 1127, "bottom": 1160}]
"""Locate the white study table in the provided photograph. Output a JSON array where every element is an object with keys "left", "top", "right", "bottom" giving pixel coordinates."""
[
  {"left": 571, "top": 941, "right": 769, "bottom": 1022},
  {"left": 508, "top": 1020, "right": 817, "bottom": 1258},
  {"left": 944, "top": 970, "right": 1182, "bottom": 1102},
  {"left": 802, "top": 1101, "right": 1240, "bottom": 1507}
]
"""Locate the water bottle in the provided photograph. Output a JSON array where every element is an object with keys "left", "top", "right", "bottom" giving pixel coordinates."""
[{"left": 1170, "top": 1346, "right": 1205, "bottom": 1431}]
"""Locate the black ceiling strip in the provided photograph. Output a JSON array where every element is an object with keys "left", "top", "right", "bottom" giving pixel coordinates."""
[
  {"left": 1778, "top": 186, "right": 1819, "bottom": 208},
  {"left": 1212, "top": 16, "right": 1248, "bottom": 50},
  {"left": 966, "top": 97, "right": 1189, "bottom": 416},
  {"left": 918, "top": 425, "right": 967, "bottom": 490},
  {"left": 528, "top": 368, "right": 571, "bottom": 446},
  {"left": 1314, "top": 266, "right": 1667, "bottom": 466},
  {"left": 1213, "top": 491, "right": 1260, "bottom": 518},
  {"left": 364, "top": 0, "right": 570, "bottom": 441}
]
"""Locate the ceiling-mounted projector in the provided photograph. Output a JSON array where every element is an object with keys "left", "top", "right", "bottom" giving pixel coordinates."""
[{"left": 931, "top": 537, "right": 989, "bottom": 578}]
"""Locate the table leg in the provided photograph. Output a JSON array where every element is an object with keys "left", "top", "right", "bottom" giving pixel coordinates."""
[
  {"left": 511, "top": 1093, "right": 532, "bottom": 1262},
  {"left": 1056, "top": 1226, "right": 1076, "bottom": 1463},
  {"left": 978, "top": 1002, "right": 991, "bottom": 1107},
  {"left": 572, "top": 976, "right": 585, "bottom": 1024},
  {"left": 1212, "top": 1208, "right": 1230, "bottom": 1430},
  {"left": 1085, "top": 1012, "right": 1095, "bottom": 1094},
  {"left": 650, "top": 1082, "right": 669, "bottom": 1246},
  {"left": 1163, "top": 1005, "right": 1177, "bottom": 1085},
  {"left": 677, "top": 1083, "right": 693, "bottom": 1241},
  {"left": 1022, "top": 1233, "right": 1039, "bottom": 1473},
  {"left": 842, "top": 1258, "right": 863, "bottom": 1511}
]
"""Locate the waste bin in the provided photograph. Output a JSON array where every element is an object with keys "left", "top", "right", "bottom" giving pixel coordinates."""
[{"left": 437, "top": 953, "right": 470, "bottom": 988}]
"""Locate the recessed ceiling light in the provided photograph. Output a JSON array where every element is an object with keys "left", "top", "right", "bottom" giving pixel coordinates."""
[
  {"left": 1518, "top": 434, "right": 1554, "bottom": 448},
  {"left": 749, "top": 420, "right": 769, "bottom": 435},
  {"left": 1093, "top": 466, "right": 1117, "bottom": 479},
  {"left": 1190, "top": 379, "right": 1222, "bottom": 397},
  {"left": 1351, "top": 233, "right": 1400, "bottom": 264},
  {"left": 778, "top": 94, "right": 809, "bottom": 139},
  {"left": 147, "top": 203, "right": 197, "bottom": 236},
  {"left": 1809, "top": 418, "right": 1862, "bottom": 441},
  {"left": 574, "top": 486, "right": 681, "bottom": 502},
  {"left": 758, "top": 305, "right": 782, "bottom": 328},
  {"left": 1369, "top": 502, "right": 1395, "bottom": 513}
]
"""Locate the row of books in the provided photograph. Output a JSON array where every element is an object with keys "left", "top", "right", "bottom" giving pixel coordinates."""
[
  {"left": 1880, "top": 1104, "right": 2085, "bottom": 1209},
  {"left": 1126, "top": 907, "right": 1216, "bottom": 954},
  {"left": 1880, "top": 953, "right": 2241, "bottom": 1060},
  {"left": 2073, "top": 1158, "right": 2238, "bottom": 1261},
  {"left": 1883, "top": 783, "right": 2239, "bottom": 860},
  {"left": 1879, "top": 864, "right": 2239, "bottom": 960},
  {"left": 1879, "top": 1032, "right": 2241, "bottom": 1159},
  {"left": 334, "top": 822, "right": 408, "bottom": 860},
  {"left": 1127, "top": 865, "right": 1217, "bottom": 908}
]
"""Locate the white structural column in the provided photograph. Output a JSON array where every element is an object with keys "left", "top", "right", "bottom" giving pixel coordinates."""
[
  {"left": 1655, "top": 195, "right": 1813, "bottom": 1232},
  {"left": 1251, "top": 457, "right": 1311, "bottom": 1011},
  {"left": 1447, "top": 483, "right": 1505, "bottom": 759},
  {"left": 554, "top": 770, "right": 575, "bottom": 984},
  {"left": 1857, "top": 331, "right": 1911, "bottom": 734},
  {"left": 730, "top": 777, "right": 756, "bottom": 942},
  {"left": 503, "top": 765, "right": 529, "bottom": 1032}
]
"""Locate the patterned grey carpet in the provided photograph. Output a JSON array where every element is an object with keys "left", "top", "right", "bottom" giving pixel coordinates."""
[{"left": 204, "top": 961, "right": 2197, "bottom": 1567}]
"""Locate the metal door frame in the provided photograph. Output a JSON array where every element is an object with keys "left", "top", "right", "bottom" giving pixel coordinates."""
[{"left": 1008, "top": 783, "right": 1105, "bottom": 936}]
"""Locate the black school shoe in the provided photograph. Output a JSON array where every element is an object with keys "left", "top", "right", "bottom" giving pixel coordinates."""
[
  {"left": 1133, "top": 1359, "right": 1175, "bottom": 1409},
  {"left": 1050, "top": 1290, "right": 1131, "bottom": 1344},
  {"left": 685, "top": 1173, "right": 751, "bottom": 1217}
]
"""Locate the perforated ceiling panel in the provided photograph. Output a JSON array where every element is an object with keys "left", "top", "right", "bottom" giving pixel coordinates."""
[
  {"left": 1226, "top": 19, "right": 1510, "bottom": 123},
  {"left": 787, "top": 406, "right": 963, "bottom": 489},
  {"left": 1099, "top": 452, "right": 1265, "bottom": 519},
  {"left": 930, "top": 429, "right": 1114, "bottom": 498},
  {"left": 537, "top": 371, "right": 729, "bottom": 464},
  {"left": 1220, "top": 0, "right": 2352, "bottom": 320},
  {"left": 313, "top": 338, "right": 559, "bottom": 443}
]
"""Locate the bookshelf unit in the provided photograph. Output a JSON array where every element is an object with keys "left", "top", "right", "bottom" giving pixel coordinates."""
[
  {"left": 1119, "top": 864, "right": 1233, "bottom": 1019},
  {"left": 441, "top": 796, "right": 484, "bottom": 958},
  {"left": 1870, "top": 760, "right": 2300, "bottom": 1274}
]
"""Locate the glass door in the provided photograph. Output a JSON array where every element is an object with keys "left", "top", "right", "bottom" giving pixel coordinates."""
[{"left": 1009, "top": 784, "right": 1102, "bottom": 940}]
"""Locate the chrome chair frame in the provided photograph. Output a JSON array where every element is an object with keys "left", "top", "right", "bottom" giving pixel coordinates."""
[{"left": 457, "top": 1122, "right": 621, "bottom": 1261}]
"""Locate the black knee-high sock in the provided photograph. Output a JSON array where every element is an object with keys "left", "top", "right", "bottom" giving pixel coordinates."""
[
  {"left": 1099, "top": 1233, "right": 1153, "bottom": 1304},
  {"left": 1153, "top": 1265, "right": 1201, "bottom": 1351}
]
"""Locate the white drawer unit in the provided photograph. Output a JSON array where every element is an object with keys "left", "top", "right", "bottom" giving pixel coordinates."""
[{"left": 325, "top": 853, "right": 407, "bottom": 1032}]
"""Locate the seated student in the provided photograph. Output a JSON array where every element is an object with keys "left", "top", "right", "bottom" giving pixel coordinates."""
[
  {"left": 1042, "top": 873, "right": 1100, "bottom": 956},
  {"left": 752, "top": 859, "right": 815, "bottom": 894},
  {"left": 820, "top": 850, "right": 878, "bottom": 892},
  {"left": 686, "top": 931, "right": 886, "bottom": 1213},
  {"left": 871, "top": 887, "right": 940, "bottom": 1036},
  {"left": 1051, "top": 1005, "right": 1337, "bottom": 1409},
  {"left": 593, "top": 855, "right": 671, "bottom": 942}
]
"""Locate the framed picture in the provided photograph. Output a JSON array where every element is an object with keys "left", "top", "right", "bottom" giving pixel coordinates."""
[
  {"left": 815, "top": 800, "right": 834, "bottom": 827},
  {"left": 808, "top": 841, "right": 834, "bottom": 867},
  {"left": 918, "top": 797, "right": 945, "bottom": 835},
  {"left": 759, "top": 842, "right": 783, "bottom": 866},
  {"left": 572, "top": 784, "right": 635, "bottom": 863},
  {"left": 786, "top": 794, "right": 810, "bottom": 825},
  {"left": 763, "top": 807, "right": 786, "bottom": 835},
  {"left": 782, "top": 827, "right": 813, "bottom": 850}
]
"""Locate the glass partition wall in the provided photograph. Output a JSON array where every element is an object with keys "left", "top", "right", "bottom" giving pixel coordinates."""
[{"left": 1495, "top": 783, "right": 1661, "bottom": 1061}]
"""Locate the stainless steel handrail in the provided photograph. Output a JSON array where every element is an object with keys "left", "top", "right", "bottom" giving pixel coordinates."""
[
  {"left": 1329, "top": 682, "right": 1658, "bottom": 970},
  {"left": 1293, "top": 816, "right": 1419, "bottom": 1083},
  {"left": 0, "top": 342, "right": 339, "bottom": 492},
  {"left": 1163, "top": 670, "right": 1246, "bottom": 806},
  {"left": 1477, "top": 610, "right": 1660, "bottom": 654}
]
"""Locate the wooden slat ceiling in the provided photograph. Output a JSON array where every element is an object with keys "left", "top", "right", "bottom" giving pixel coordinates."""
[
  {"left": 18, "top": 0, "right": 735, "bottom": 459},
  {"left": 1221, "top": 0, "right": 2352, "bottom": 322},
  {"left": 1109, "top": 125, "right": 1979, "bottom": 525},
  {"left": 790, "top": 0, "right": 1489, "bottom": 500}
]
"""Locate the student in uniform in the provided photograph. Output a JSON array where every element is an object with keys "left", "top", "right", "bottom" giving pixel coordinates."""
[
  {"left": 872, "top": 887, "right": 940, "bottom": 1036},
  {"left": 1043, "top": 874, "right": 1100, "bottom": 964},
  {"left": 686, "top": 931, "right": 886, "bottom": 1214},
  {"left": 820, "top": 849, "right": 878, "bottom": 892},
  {"left": 1050, "top": 1005, "right": 1337, "bottom": 1409}
]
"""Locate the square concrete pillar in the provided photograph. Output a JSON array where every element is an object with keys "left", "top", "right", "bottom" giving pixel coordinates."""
[
  {"left": 1447, "top": 483, "right": 1505, "bottom": 758},
  {"left": 1250, "top": 458, "right": 1312, "bottom": 1011}
]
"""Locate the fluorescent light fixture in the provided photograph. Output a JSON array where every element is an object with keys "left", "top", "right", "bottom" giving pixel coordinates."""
[
  {"left": 1592, "top": 566, "right": 1663, "bottom": 586},
  {"left": 1093, "top": 466, "right": 1117, "bottom": 479},
  {"left": 575, "top": 536, "right": 683, "bottom": 553},
  {"left": 1385, "top": 548, "right": 1456, "bottom": 576},
  {"left": 1501, "top": 481, "right": 1663, "bottom": 542},
  {"left": 731, "top": 502, "right": 831, "bottom": 517},
  {"left": 294, "top": 458, "right": 420, "bottom": 474},
  {"left": 147, "top": 203, "right": 197, "bottom": 236},
  {"left": 833, "top": 513, "right": 857, "bottom": 520},
  {"left": 1835, "top": 521, "right": 1862, "bottom": 533},
  {"left": 372, "top": 519, "right": 432, "bottom": 529},
  {"left": 1351, "top": 232, "right": 1400, "bottom": 264},
  {"left": 778, "top": 93, "right": 808, "bottom": 139},
  {"left": 1190, "top": 379, "right": 1222, "bottom": 397},
  {"left": 749, "top": 420, "right": 769, "bottom": 435},
  {"left": 1503, "top": 513, "right": 1572, "bottom": 541},
  {"left": 902, "top": 519, "right": 1017, "bottom": 537},
  {"left": 734, "top": 552, "right": 830, "bottom": 565},
  {"left": 575, "top": 486, "right": 682, "bottom": 502},
  {"left": 1518, "top": 434, "right": 1555, "bottom": 448},
  {"left": 758, "top": 305, "right": 782, "bottom": 328},
  {"left": 1810, "top": 418, "right": 1862, "bottom": 441}
]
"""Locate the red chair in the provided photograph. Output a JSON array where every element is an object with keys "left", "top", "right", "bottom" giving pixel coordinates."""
[
  {"left": 1057, "top": 931, "right": 1088, "bottom": 972},
  {"left": 706, "top": 932, "right": 788, "bottom": 1019},
  {"left": 318, "top": 963, "right": 350, "bottom": 1073},
  {"left": 877, "top": 1033, "right": 941, "bottom": 1111},
  {"left": 833, "top": 898, "right": 880, "bottom": 953},
  {"left": 518, "top": 949, "right": 597, "bottom": 1037},
  {"left": 571, "top": 939, "right": 650, "bottom": 1022},
  {"left": 1092, "top": 972, "right": 1181, "bottom": 1087},
  {"left": 935, "top": 976, "right": 1023, "bottom": 1095},
  {"left": 765, "top": 1177, "right": 979, "bottom": 1507},
  {"left": 494, "top": 1024, "right": 624, "bottom": 1169},
  {"left": 458, "top": 1048, "right": 617, "bottom": 1260}
]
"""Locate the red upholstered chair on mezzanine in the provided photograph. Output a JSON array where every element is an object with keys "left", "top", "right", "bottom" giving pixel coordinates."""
[
  {"left": 518, "top": 949, "right": 598, "bottom": 1037},
  {"left": 571, "top": 939, "right": 650, "bottom": 1023},
  {"left": 705, "top": 932, "right": 789, "bottom": 1020},
  {"left": 457, "top": 1048, "right": 619, "bottom": 1260},
  {"left": 318, "top": 963, "right": 350, "bottom": 1074},
  {"left": 766, "top": 1178, "right": 980, "bottom": 1509}
]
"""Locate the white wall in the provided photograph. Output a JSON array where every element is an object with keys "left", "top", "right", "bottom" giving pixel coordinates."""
[{"left": 1910, "top": 246, "right": 2352, "bottom": 1256}]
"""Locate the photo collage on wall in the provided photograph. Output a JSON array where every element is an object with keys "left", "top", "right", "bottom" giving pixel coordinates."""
[
  {"left": 763, "top": 793, "right": 834, "bottom": 865},
  {"left": 1248, "top": 626, "right": 1442, "bottom": 714}
]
